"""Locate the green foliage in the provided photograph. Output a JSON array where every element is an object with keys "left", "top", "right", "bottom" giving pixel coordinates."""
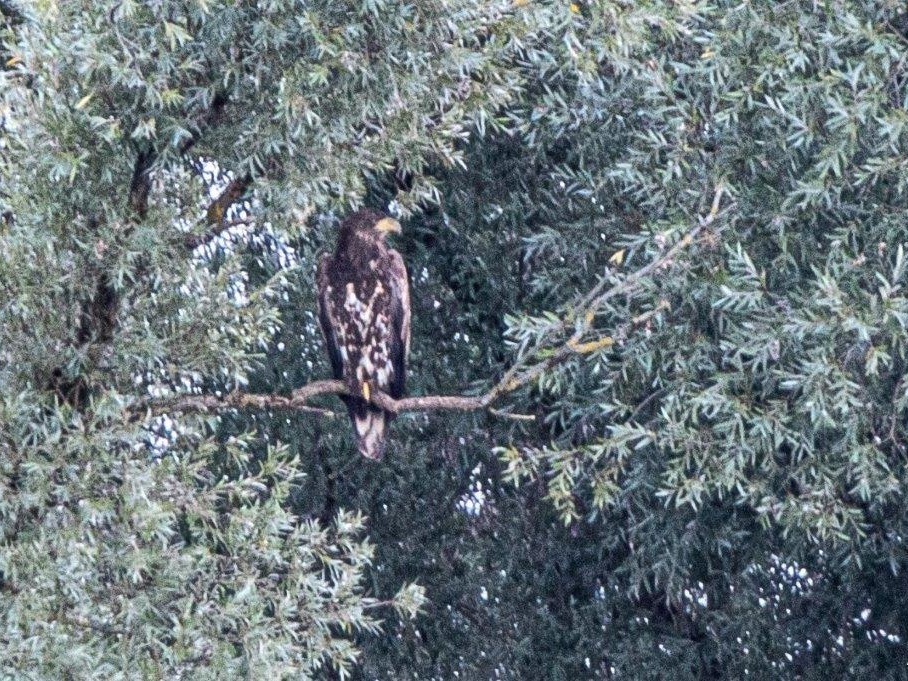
[{"left": 3, "top": 0, "right": 908, "bottom": 678}]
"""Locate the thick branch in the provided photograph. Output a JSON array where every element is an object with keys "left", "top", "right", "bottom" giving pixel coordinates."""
[
  {"left": 205, "top": 174, "right": 251, "bottom": 225},
  {"left": 184, "top": 174, "right": 252, "bottom": 249},
  {"left": 76, "top": 151, "right": 155, "bottom": 347},
  {"left": 128, "top": 146, "right": 155, "bottom": 218},
  {"left": 138, "top": 380, "right": 493, "bottom": 420},
  {"left": 136, "top": 186, "right": 729, "bottom": 421}
]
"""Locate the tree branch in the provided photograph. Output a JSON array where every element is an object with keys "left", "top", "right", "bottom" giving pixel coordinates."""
[
  {"left": 180, "top": 92, "right": 227, "bottom": 155},
  {"left": 129, "top": 146, "right": 155, "bottom": 218},
  {"left": 0, "top": 0, "right": 25, "bottom": 26},
  {"left": 136, "top": 380, "right": 492, "bottom": 420},
  {"left": 135, "top": 186, "right": 729, "bottom": 421},
  {"left": 182, "top": 174, "right": 253, "bottom": 249},
  {"left": 184, "top": 215, "right": 252, "bottom": 249}
]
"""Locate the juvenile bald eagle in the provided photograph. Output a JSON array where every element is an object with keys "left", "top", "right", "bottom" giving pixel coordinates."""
[{"left": 316, "top": 209, "right": 410, "bottom": 460}]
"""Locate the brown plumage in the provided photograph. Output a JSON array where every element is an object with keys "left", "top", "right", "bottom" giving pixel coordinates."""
[{"left": 316, "top": 209, "right": 410, "bottom": 460}]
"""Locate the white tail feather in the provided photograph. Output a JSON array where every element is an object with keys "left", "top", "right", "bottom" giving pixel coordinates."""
[{"left": 353, "top": 410, "right": 386, "bottom": 460}]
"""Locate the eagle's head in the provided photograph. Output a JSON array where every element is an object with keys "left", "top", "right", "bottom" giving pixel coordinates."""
[{"left": 339, "top": 208, "right": 402, "bottom": 247}]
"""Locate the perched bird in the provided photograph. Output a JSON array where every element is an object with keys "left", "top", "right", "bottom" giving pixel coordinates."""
[{"left": 316, "top": 209, "right": 410, "bottom": 459}]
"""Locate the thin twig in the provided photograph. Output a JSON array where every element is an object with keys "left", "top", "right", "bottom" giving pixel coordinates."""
[
  {"left": 488, "top": 407, "right": 537, "bottom": 422},
  {"left": 627, "top": 387, "right": 669, "bottom": 426}
]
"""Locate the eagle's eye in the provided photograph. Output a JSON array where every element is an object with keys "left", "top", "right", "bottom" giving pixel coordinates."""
[{"left": 374, "top": 217, "right": 402, "bottom": 235}]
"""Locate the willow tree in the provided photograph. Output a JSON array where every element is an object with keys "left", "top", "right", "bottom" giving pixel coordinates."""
[
  {"left": 4, "top": 0, "right": 908, "bottom": 679},
  {"left": 0, "top": 0, "right": 532, "bottom": 675}
]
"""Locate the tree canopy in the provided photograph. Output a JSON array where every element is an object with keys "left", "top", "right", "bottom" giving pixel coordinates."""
[{"left": 2, "top": 0, "right": 908, "bottom": 678}]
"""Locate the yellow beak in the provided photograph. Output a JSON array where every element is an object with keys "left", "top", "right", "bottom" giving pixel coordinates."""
[{"left": 375, "top": 217, "right": 402, "bottom": 234}]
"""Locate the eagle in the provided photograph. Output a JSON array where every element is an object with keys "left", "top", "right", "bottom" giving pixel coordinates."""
[{"left": 316, "top": 209, "right": 410, "bottom": 460}]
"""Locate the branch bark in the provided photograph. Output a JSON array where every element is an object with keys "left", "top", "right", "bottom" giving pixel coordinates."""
[
  {"left": 184, "top": 174, "right": 252, "bottom": 249},
  {"left": 136, "top": 380, "right": 493, "bottom": 420},
  {"left": 135, "top": 186, "right": 729, "bottom": 421},
  {"left": 76, "top": 150, "right": 154, "bottom": 346}
]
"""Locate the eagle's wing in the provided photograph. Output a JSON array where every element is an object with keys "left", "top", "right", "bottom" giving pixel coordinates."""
[
  {"left": 316, "top": 254, "right": 344, "bottom": 381},
  {"left": 387, "top": 248, "right": 410, "bottom": 400}
]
